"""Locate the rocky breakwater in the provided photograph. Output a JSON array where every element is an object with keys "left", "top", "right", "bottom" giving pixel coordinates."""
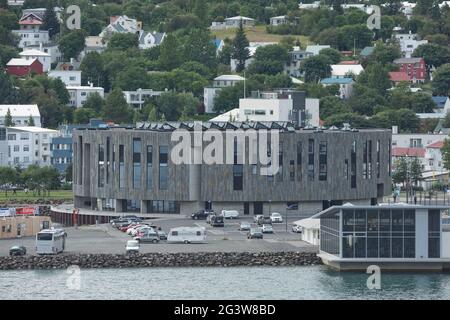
[{"left": 0, "top": 252, "right": 322, "bottom": 270}]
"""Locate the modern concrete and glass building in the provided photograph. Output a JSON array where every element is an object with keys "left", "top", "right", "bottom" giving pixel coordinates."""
[
  {"left": 317, "top": 204, "right": 450, "bottom": 271},
  {"left": 72, "top": 122, "right": 392, "bottom": 216}
]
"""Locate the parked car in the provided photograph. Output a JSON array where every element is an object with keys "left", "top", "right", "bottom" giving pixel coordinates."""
[
  {"left": 157, "top": 230, "right": 167, "bottom": 240},
  {"left": 247, "top": 228, "right": 263, "bottom": 239},
  {"left": 131, "top": 226, "right": 154, "bottom": 237},
  {"left": 134, "top": 232, "right": 160, "bottom": 243},
  {"left": 257, "top": 216, "right": 272, "bottom": 226},
  {"left": 270, "top": 212, "right": 283, "bottom": 223},
  {"left": 254, "top": 215, "right": 263, "bottom": 223},
  {"left": 292, "top": 224, "right": 303, "bottom": 233},
  {"left": 9, "top": 245, "right": 26, "bottom": 256},
  {"left": 261, "top": 224, "right": 274, "bottom": 233},
  {"left": 210, "top": 215, "right": 224, "bottom": 227},
  {"left": 221, "top": 210, "right": 239, "bottom": 219},
  {"left": 126, "top": 240, "right": 140, "bottom": 253},
  {"left": 239, "top": 221, "right": 251, "bottom": 231},
  {"left": 112, "top": 219, "right": 131, "bottom": 228},
  {"left": 191, "top": 210, "right": 211, "bottom": 220}
]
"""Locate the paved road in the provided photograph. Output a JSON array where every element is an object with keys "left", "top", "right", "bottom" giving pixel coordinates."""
[{"left": 0, "top": 216, "right": 318, "bottom": 256}]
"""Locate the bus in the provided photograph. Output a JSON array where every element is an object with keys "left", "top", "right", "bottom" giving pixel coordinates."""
[{"left": 36, "top": 229, "right": 67, "bottom": 255}]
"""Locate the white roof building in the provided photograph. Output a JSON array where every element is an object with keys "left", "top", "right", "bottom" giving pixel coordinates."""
[
  {"left": 305, "top": 45, "right": 331, "bottom": 56},
  {"left": 19, "top": 48, "right": 51, "bottom": 72},
  {"left": 0, "top": 105, "right": 41, "bottom": 127},
  {"left": 6, "top": 58, "right": 36, "bottom": 66},
  {"left": 293, "top": 218, "right": 320, "bottom": 245},
  {"left": 331, "top": 64, "right": 364, "bottom": 78},
  {"left": 67, "top": 85, "right": 105, "bottom": 108}
]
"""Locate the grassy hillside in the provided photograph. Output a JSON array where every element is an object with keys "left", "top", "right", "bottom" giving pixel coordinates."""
[{"left": 212, "top": 25, "right": 309, "bottom": 46}]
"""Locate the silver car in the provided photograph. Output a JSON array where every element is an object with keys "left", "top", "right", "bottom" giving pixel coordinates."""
[{"left": 239, "top": 221, "right": 251, "bottom": 231}]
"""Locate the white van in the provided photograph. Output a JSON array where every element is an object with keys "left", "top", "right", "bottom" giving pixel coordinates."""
[
  {"left": 167, "top": 227, "right": 206, "bottom": 244},
  {"left": 221, "top": 210, "right": 239, "bottom": 219},
  {"left": 36, "top": 229, "right": 66, "bottom": 255}
]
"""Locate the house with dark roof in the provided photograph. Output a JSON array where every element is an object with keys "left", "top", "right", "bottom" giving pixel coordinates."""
[
  {"left": 431, "top": 96, "right": 450, "bottom": 113},
  {"left": 138, "top": 30, "right": 166, "bottom": 49}
]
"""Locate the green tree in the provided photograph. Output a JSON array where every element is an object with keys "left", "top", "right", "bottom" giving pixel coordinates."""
[
  {"left": 4, "top": 108, "right": 13, "bottom": 127},
  {"left": 319, "top": 96, "right": 351, "bottom": 120},
  {"left": 182, "top": 29, "right": 218, "bottom": 71},
  {"left": 114, "top": 66, "right": 149, "bottom": 91},
  {"left": 432, "top": 63, "right": 450, "bottom": 95},
  {"left": 0, "top": 167, "right": 18, "bottom": 195},
  {"left": 107, "top": 33, "right": 139, "bottom": 51},
  {"left": 319, "top": 48, "right": 342, "bottom": 64},
  {"left": 0, "top": 72, "right": 18, "bottom": 103},
  {"left": 158, "top": 33, "right": 181, "bottom": 71},
  {"left": 357, "top": 63, "right": 391, "bottom": 95},
  {"left": 413, "top": 43, "right": 450, "bottom": 69},
  {"left": 41, "top": 5, "right": 60, "bottom": 39},
  {"left": 80, "top": 52, "right": 107, "bottom": 88},
  {"left": 58, "top": 30, "right": 87, "bottom": 59},
  {"left": 74, "top": 108, "right": 97, "bottom": 124},
  {"left": 231, "top": 21, "right": 250, "bottom": 72},
  {"left": 65, "top": 163, "right": 73, "bottom": 182},
  {"left": 27, "top": 114, "right": 35, "bottom": 126},
  {"left": 369, "top": 43, "right": 401, "bottom": 66},
  {"left": 247, "top": 44, "right": 290, "bottom": 75},
  {"left": 442, "top": 139, "right": 450, "bottom": 170},
  {"left": 323, "top": 112, "right": 373, "bottom": 128},
  {"left": 82, "top": 92, "right": 104, "bottom": 114},
  {"left": 193, "top": 0, "right": 208, "bottom": 26},
  {"left": 300, "top": 55, "right": 332, "bottom": 83},
  {"left": 102, "top": 88, "right": 133, "bottom": 123}
]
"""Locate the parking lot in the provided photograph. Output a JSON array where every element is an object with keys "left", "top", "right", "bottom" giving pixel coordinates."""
[{"left": 0, "top": 215, "right": 318, "bottom": 256}]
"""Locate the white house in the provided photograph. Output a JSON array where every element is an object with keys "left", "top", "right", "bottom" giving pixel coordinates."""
[
  {"left": 230, "top": 42, "right": 277, "bottom": 72},
  {"left": 320, "top": 77, "right": 355, "bottom": 99},
  {"left": 210, "top": 90, "right": 320, "bottom": 127},
  {"left": 67, "top": 85, "right": 104, "bottom": 108},
  {"left": 19, "top": 48, "right": 51, "bottom": 72},
  {"left": 293, "top": 218, "right": 320, "bottom": 245},
  {"left": 25, "top": 43, "right": 62, "bottom": 64},
  {"left": 123, "top": 89, "right": 164, "bottom": 109},
  {"left": 7, "top": 0, "right": 25, "bottom": 6},
  {"left": 12, "top": 29, "right": 49, "bottom": 48},
  {"left": 138, "top": 31, "right": 166, "bottom": 49},
  {"left": 393, "top": 33, "right": 428, "bottom": 58},
  {"left": 204, "top": 75, "right": 245, "bottom": 113},
  {"left": 6, "top": 126, "right": 58, "bottom": 167},
  {"left": 305, "top": 45, "right": 330, "bottom": 56},
  {"left": 48, "top": 70, "right": 81, "bottom": 86},
  {"left": 425, "top": 140, "right": 445, "bottom": 173},
  {"left": 284, "top": 47, "right": 313, "bottom": 77},
  {"left": 0, "top": 105, "right": 41, "bottom": 127},
  {"left": 225, "top": 16, "right": 255, "bottom": 28},
  {"left": 99, "top": 15, "right": 142, "bottom": 38},
  {"left": 269, "top": 16, "right": 287, "bottom": 26},
  {"left": 80, "top": 36, "right": 107, "bottom": 59},
  {"left": 331, "top": 64, "right": 364, "bottom": 78},
  {"left": 298, "top": 1, "right": 321, "bottom": 9}
]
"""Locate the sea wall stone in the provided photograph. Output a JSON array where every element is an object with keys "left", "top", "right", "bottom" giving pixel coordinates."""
[{"left": 0, "top": 252, "right": 322, "bottom": 270}]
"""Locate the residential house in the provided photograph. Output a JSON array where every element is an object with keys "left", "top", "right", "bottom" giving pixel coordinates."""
[
  {"left": 399, "top": 2, "right": 416, "bottom": 19},
  {"left": 305, "top": 45, "right": 331, "bottom": 56},
  {"left": 320, "top": 77, "right": 354, "bottom": 99},
  {"left": 204, "top": 75, "right": 245, "bottom": 113},
  {"left": 393, "top": 33, "right": 428, "bottom": 58},
  {"left": 18, "top": 9, "right": 44, "bottom": 31},
  {"left": 331, "top": 64, "right": 364, "bottom": 78},
  {"left": 19, "top": 48, "right": 51, "bottom": 72},
  {"left": 431, "top": 96, "right": 450, "bottom": 114},
  {"left": 425, "top": 140, "right": 445, "bottom": 173},
  {"left": 225, "top": 16, "right": 255, "bottom": 28},
  {"left": 393, "top": 57, "right": 426, "bottom": 83},
  {"left": 210, "top": 90, "right": 320, "bottom": 127},
  {"left": 80, "top": 36, "right": 107, "bottom": 59},
  {"left": 230, "top": 42, "right": 277, "bottom": 72},
  {"left": 389, "top": 71, "right": 412, "bottom": 85},
  {"left": 67, "top": 85, "right": 104, "bottom": 108},
  {"left": 341, "top": 4, "right": 377, "bottom": 14},
  {"left": 55, "top": 59, "right": 81, "bottom": 71},
  {"left": 138, "top": 30, "right": 166, "bottom": 49},
  {"left": 359, "top": 46, "right": 374, "bottom": 59},
  {"left": 25, "top": 42, "right": 62, "bottom": 64},
  {"left": 212, "top": 38, "right": 224, "bottom": 55},
  {"left": 6, "top": 58, "right": 43, "bottom": 77},
  {"left": 284, "top": 47, "right": 313, "bottom": 77},
  {"left": 12, "top": 29, "right": 49, "bottom": 48},
  {"left": 99, "top": 15, "right": 142, "bottom": 38},
  {"left": 0, "top": 105, "right": 41, "bottom": 127},
  {"left": 123, "top": 89, "right": 164, "bottom": 109},
  {"left": 48, "top": 70, "right": 82, "bottom": 86},
  {"left": 270, "top": 16, "right": 287, "bottom": 26},
  {"left": 6, "top": 126, "right": 58, "bottom": 167},
  {"left": 298, "top": 1, "right": 321, "bottom": 9},
  {"left": 8, "top": 0, "right": 25, "bottom": 6}
]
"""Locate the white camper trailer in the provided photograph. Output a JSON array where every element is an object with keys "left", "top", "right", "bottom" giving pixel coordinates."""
[{"left": 167, "top": 227, "right": 206, "bottom": 244}]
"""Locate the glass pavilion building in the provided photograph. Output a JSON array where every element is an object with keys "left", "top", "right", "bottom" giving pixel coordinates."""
[{"left": 317, "top": 205, "right": 450, "bottom": 271}]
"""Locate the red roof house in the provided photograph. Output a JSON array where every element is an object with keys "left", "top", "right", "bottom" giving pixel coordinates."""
[
  {"left": 426, "top": 141, "right": 444, "bottom": 149},
  {"left": 392, "top": 147, "right": 426, "bottom": 158},
  {"left": 6, "top": 58, "right": 43, "bottom": 77},
  {"left": 19, "top": 13, "right": 43, "bottom": 30},
  {"left": 393, "top": 57, "right": 426, "bottom": 83}
]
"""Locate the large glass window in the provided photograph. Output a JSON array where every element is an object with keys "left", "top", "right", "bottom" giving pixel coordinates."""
[
  {"left": 320, "top": 212, "right": 340, "bottom": 256},
  {"left": 233, "top": 165, "right": 243, "bottom": 191},
  {"left": 391, "top": 210, "right": 404, "bottom": 258},
  {"left": 159, "top": 146, "right": 168, "bottom": 190},
  {"left": 404, "top": 210, "right": 415, "bottom": 258},
  {"left": 132, "top": 138, "right": 141, "bottom": 189},
  {"left": 367, "top": 210, "right": 379, "bottom": 258},
  {"left": 428, "top": 209, "right": 441, "bottom": 258},
  {"left": 119, "top": 145, "right": 125, "bottom": 189},
  {"left": 351, "top": 141, "right": 356, "bottom": 189},
  {"left": 147, "top": 145, "right": 153, "bottom": 189},
  {"left": 379, "top": 210, "right": 391, "bottom": 258},
  {"left": 308, "top": 139, "right": 314, "bottom": 181},
  {"left": 296, "top": 141, "right": 302, "bottom": 181},
  {"left": 98, "top": 144, "right": 105, "bottom": 188},
  {"left": 319, "top": 141, "right": 327, "bottom": 181},
  {"left": 149, "top": 200, "right": 180, "bottom": 214}
]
